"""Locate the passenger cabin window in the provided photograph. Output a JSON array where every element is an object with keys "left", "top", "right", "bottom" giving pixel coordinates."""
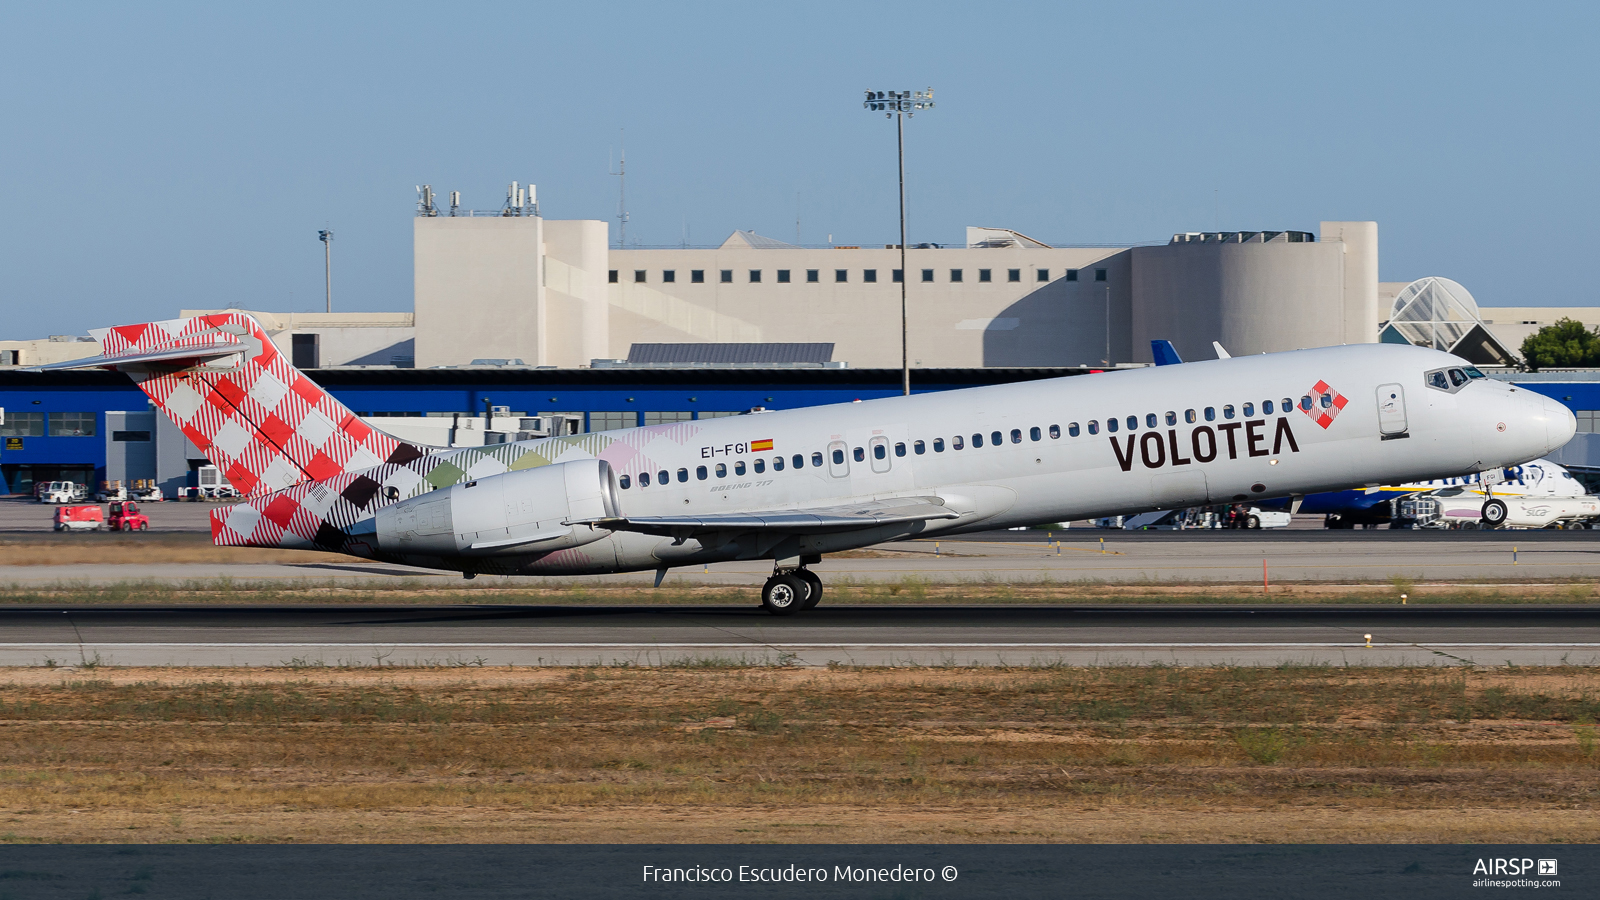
[
  {"left": 1205, "top": 407, "right": 1216, "bottom": 421},
  {"left": 1126, "top": 416, "right": 1137, "bottom": 431},
  {"left": 914, "top": 440, "right": 925, "bottom": 454},
  {"left": 873, "top": 444, "right": 886, "bottom": 460},
  {"left": 774, "top": 457, "right": 785, "bottom": 471},
  {"left": 1029, "top": 426, "right": 1041, "bottom": 441},
  {"left": 1185, "top": 409, "right": 1196, "bottom": 423},
  {"left": 1223, "top": 405, "right": 1235, "bottom": 419},
  {"left": 811, "top": 452, "right": 823, "bottom": 467},
  {"left": 954, "top": 435, "right": 965, "bottom": 450},
  {"left": 676, "top": 468, "right": 687, "bottom": 482},
  {"left": 894, "top": 442, "right": 906, "bottom": 457},
  {"left": 754, "top": 459, "right": 765, "bottom": 473},
  {"left": 1263, "top": 400, "right": 1274, "bottom": 414},
  {"left": 972, "top": 433, "right": 984, "bottom": 448},
  {"left": 1145, "top": 413, "right": 1158, "bottom": 428},
  {"left": 1300, "top": 396, "right": 1314, "bottom": 410},
  {"left": 696, "top": 466, "right": 707, "bottom": 480},
  {"left": 932, "top": 438, "right": 944, "bottom": 452},
  {"left": 1088, "top": 420, "right": 1099, "bottom": 435},
  {"left": 1282, "top": 398, "right": 1292, "bottom": 411},
  {"left": 832, "top": 449, "right": 846, "bottom": 465},
  {"left": 1243, "top": 402, "right": 1254, "bottom": 416},
  {"left": 734, "top": 461, "right": 746, "bottom": 475},
  {"left": 641, "top": 472, "right": 652, "bottom": 486},
  {"left": 1107, "top": 418, "right": 1119, "bottom": 433},
  {"left": 716, "top": 463, "right": 727, "bottom": 477},
  {"left": 854, "top": 446, "right": 866, "bottom": 462},
  {"left": 1165, "top": 411, "right": 1176, "bottom": 426},
  {"left": 620, "top": 475, "right": 631, "bottom": 489},
  {"left": 1320, "top": 394, "right": 1334, "bottom": 408}
]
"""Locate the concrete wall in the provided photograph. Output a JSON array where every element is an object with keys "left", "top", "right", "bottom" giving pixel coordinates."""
[
  {"left": 414, "top": 217, "right": 547, "bottom": 368},
  {"left": 1130, "top": 234, "right": 1362, "bottom": 362},
  {"left": 103, "top": 411, "right": 156, "bottom": 484},
  {"left": 1320, "top": 221, "right": 1379, "bottom": 345},
  {"left": 607, "top": 246, "right": 1132, "bottom": 367}
]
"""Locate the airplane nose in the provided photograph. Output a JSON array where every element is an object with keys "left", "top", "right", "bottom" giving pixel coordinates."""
[{"left": 1544, "top": 396, "right": 1577, "bottom": 452}]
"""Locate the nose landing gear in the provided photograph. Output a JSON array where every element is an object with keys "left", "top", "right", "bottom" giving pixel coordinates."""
[{"left": 762, "top": 566, "right": 824, "bottom": 615}]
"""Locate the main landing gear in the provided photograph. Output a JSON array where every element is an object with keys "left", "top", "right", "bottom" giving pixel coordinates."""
[{"left": 762, "top": 567, "right": 824, "bottom": 616}]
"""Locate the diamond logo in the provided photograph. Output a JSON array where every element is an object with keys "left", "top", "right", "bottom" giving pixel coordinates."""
[{"left": 1303, "top": 380, "right": 1349, "bottom": 429}]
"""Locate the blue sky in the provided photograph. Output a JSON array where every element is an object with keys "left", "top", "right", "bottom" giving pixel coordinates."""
[{"left": 2, "top": 2, "right": 1596, "bottom": 335}]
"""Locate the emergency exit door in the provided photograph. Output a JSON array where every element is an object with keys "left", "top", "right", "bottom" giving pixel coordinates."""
[{"left": 1376, "top": 384, "right": 1408, "bottom": 438}]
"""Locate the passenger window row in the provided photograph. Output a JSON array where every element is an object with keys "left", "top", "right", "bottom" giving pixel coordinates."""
[{"left": 614, "top": 393, "right": 1320, "bottom": 488}]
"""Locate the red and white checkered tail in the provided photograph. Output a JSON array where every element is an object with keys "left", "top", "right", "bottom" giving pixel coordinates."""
[{"left": 92, "top": 313, "right": 427, "bottom": 497}]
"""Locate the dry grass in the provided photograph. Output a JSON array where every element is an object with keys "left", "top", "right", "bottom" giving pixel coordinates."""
[
  {"left": 3, "top": 577, "right": 1599, "bottom": 606},
  {"left": 0, "top": 534, "right": 339, "bottom": 565},
  {"left": 1, "top": 665, "right": 1597, "bottom": 843}
]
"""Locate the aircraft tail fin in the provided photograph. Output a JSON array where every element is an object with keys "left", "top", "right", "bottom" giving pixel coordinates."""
[
  {"left": 1151, "top": 340, "right": 1183, "bottom": 366},
  {"left": 75, "top": 313, "right": 425, "bottom": 497}
]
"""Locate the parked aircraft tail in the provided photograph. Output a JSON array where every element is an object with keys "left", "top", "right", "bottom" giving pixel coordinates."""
[{"left": 38, "top": 313, "right": 426, "bottom": 497}]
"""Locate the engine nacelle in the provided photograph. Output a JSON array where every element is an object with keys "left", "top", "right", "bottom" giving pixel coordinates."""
[{"left": 376, "top": 459, "right": 618, "bottom": 558}]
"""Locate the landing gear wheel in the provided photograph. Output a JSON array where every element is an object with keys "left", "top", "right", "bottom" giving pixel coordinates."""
[
  {"left": 797, "top": 569, "right": 823, "bottom": 610},
  {"left": 1481, "top": 498, "right": 1508, "bottom": 528},
  {"left": 762, "top": 573, "right": 808, "bottom": 616}
]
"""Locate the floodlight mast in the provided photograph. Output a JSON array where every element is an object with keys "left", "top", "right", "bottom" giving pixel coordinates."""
[
  {"left": 318, "top": 230, "right": 334, "bottom": 313},
  {"left": 863, "top": 88, "right": 934, "bottom": 396}
]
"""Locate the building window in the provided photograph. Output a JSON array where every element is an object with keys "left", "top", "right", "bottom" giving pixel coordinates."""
[
  {"left": 1037, "top": 268, "right": 1049, "bottom": 282},
  {"left": 1066, "top": 269, "right": 1078, "bottom": 282},
  {"left": 0, "top": 412, "right": 44, "bottom": 437},
  {"left": 806, "top": 269, "right": 819, "bottom": 283},
  {"left": 589, "top": 411, "right": 637, "bottom": 432},
  {"left": 720, "top": 270, "right": 733, "bottom": 283},
  {"left": 863, "top": 269, "right": 877, "bottom": 283},
  {"left": 1577, "top": 411, "right": 1600, "bottom": 433},
  {"left": 892, "top": 269, "right": 903, "bottom": 283},
  {"left": 643, "top": 411, "right": 693, "bottom": 425},
  {"left": 1095, "top": 268, "right": 1107, "bottom": 282},
  {"left": 634, "top": 270, "right": 646, "bottom": 283},
  {"left": 921, "top": 269, "right": 934, "bottom": 282},
  {"left": 950, "top": 269, "right": 963, "bottom": 282},
  {"left": 979, "top": 269, "right": 992, "bottom": 282},
  {"left": 662, "top": 270, "right": 676, "bottom": 283},
  {"left": 835, "top": 269, "right": 848, "bottom": 283},
  {"left": 1008, "top": 269, "right": 1021, "bottom": 282},
  {"left": 777, "top": 269, "right": 791, "bottom": 283},
  {"left": 749, "top": 270, "right": 761, "bottom": 283},
  {"left": 112, "top": 431, "right": 151, "bottom": 442},
  {"left": 691, "top": 270, "right": 705, "bottom": 283},
  {"left": 47, "top": 412, "right": 96, "bottom": 437},
  {"left": 608, "top": 270, "right": 619, "bottom": 283},
  {"left": 292, "top": 333, "right": 319, "bottom": 368}
]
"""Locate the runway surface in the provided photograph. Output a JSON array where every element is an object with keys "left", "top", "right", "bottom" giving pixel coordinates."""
[
  {"left": 5, "top": 531, "right": 1600, "bottom": 586},
  {"left": 5, "top": 604, "right": 1598, "bottom": 668}
]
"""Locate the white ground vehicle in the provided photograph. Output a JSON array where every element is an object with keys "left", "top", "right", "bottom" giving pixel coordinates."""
[
  {"left": 36, "top": 481, "right": 85, "bottom": 503},
  {"left": 195, "top": 466, "right": 237, "bottom": 500}
]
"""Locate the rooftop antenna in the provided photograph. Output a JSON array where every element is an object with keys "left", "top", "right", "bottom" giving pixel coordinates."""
[
  {"left": 318, "top": 229, "right": 333, "bottom": 313},
  {"left": 527, "top": 182, "right": 538, "bottom": 217},
  {"left": 449, "top": 190, "right": 460, "bottom": 216},
  {"left": 609, "top": 131, "right": 628, "bottom": 248},
  {"left": 795, "top": 190, "right": 801, "bottom": 245},
  {"left": 416, "top": 185, "right": 437, "bottom": 217}
]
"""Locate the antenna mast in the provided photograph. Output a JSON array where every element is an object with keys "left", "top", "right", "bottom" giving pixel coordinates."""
[{"left": 610, "top": 131, "right": 628, "bottom": 247}]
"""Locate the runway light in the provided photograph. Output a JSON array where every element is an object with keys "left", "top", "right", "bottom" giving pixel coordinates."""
[
  {"left": 1401, "top": 593, "right": 1408, "bottom": 605},
  {"left": 1364, "top": 633, "right": 1373, "bottom": 648}
]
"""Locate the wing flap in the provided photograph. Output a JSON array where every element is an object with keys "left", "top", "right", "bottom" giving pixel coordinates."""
[{"left": 587, "top": 496, "right": 958, "bottom": 537}]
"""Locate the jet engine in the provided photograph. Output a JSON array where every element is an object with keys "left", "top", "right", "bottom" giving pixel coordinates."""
[{"left": 376, "top": 459, "right": 618, "bottom": 558}]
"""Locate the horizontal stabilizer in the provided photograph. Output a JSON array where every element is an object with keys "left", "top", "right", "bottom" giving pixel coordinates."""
[
  {"left": 583, "top": 496, "right": 959, "bottom": 537},
  {"left": 27, "top": 338, "right": 246, "bottom": 372}
]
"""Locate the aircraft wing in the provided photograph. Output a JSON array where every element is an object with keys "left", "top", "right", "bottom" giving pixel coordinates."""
[
  {"left": 27, "top": 338, "right": 246, "bottom": 372},
  {"left": 585, "top": 496, "right": 959, "bottom": 537}
]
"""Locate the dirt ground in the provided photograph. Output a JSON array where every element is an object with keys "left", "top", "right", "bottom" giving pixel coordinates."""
[{"left": 1, "top": 666, "right": 1595, "bottom": 844}]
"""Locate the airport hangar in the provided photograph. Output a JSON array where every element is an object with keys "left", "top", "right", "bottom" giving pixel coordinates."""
[{"left": 4, "top": 191, "right": 1600, "bottom": 497}]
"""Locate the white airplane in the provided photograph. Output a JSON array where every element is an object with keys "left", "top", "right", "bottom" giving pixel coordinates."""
[
  {"left": 1399, "top": 459, "right": 1598, "bottom": 529},
  {"left": 40, "top": 314, "right": 1574, "bottom": 614}
]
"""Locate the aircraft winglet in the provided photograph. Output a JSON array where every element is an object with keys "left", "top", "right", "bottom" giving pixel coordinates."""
[{"left": 1212, "top": 341, "right": 1232, "bottom": 359}]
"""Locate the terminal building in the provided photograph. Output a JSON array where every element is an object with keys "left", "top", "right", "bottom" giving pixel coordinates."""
[{"left": 3, "top": 183, "right": 1598, "bottom": 495}]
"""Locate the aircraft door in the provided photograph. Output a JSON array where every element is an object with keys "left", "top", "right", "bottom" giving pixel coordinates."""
[
  {"left": 1376, "top": 384, "right": 1408, "bottom": 437},
  {"left": 827, "top": 440, "right": 850, "bottom": 478},
  {"left": 868, "top": 436, "right": 891, "bottom": 474}
]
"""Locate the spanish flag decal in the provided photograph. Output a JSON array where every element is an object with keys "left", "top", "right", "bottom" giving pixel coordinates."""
[{"left": 751, "top": 438, "right": 774, "bottom": 452}]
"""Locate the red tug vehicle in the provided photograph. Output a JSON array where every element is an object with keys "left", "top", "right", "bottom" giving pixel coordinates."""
[{"left": 107, "top": 500, "right": 151, "bottom": 532}]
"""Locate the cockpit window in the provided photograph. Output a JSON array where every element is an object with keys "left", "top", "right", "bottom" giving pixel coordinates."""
[
  {"left": 1464, "top": 366, "right": 1486, "bottom": 380},
  {"left": 1449, "top": 368, "right": 1468, "bottom": 387},
  {"left": 1425, "top": 367, "right": 1471, "bottom": 393},
  {"left": 1427, "top": 370, "right": 1450, "bottom": 391}
]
